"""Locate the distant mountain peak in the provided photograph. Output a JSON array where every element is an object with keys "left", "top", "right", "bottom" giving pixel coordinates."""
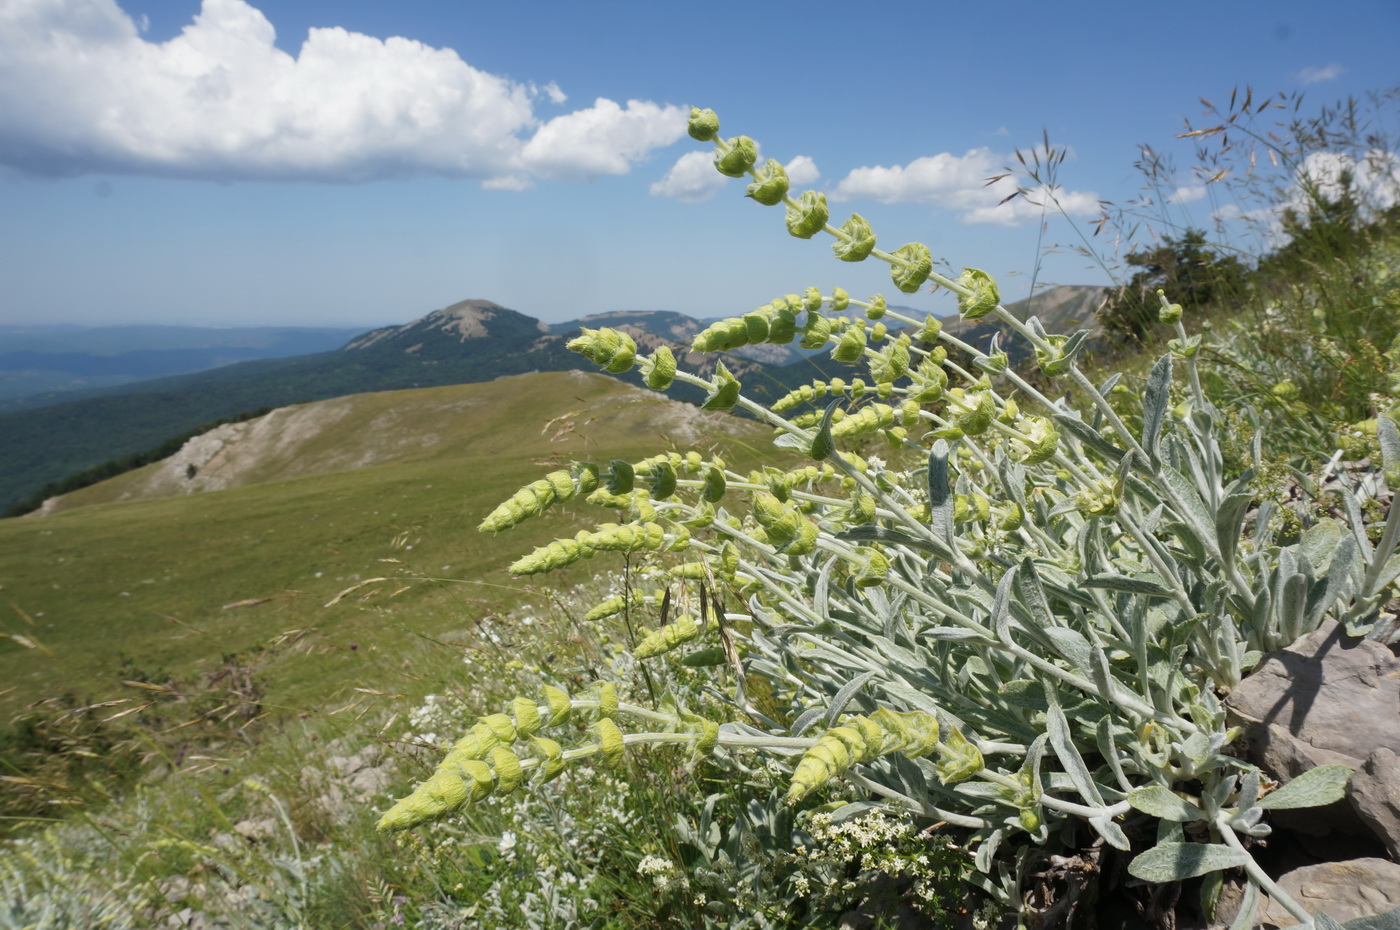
[{"left": 343, "top": 299, "right": 547, "bottom": 352}]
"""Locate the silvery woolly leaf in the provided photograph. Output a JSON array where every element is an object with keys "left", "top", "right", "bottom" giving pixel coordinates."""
[
  {"left": 1127, "top": 842, "right": 1250, "bottom": 882},
  {"left": 1046, "top": 702, "right": 1105, "bottom": 806},
  {"left": 1179, "top": 732, "right": 1211, "bottom": 767},
  {"left": 1090, "top": 814, "right": 1131, "bottom": 850},
  {"left": 824, "top": 671, "right": 878, "bottom": 727},
  {"left": 1128, "top": 786, "right": 1206, "bottom": 822},
  {"left": 974, "top": 827, "right": 1003, "bottom": 874},
  {"left": 1256, "top": 764, "right": 1352, "bottom": 810},
  {"left": 1141, "top": 353, "right": 1172, "bottom": 463},
  {"left": 1227, "top": 883, "right": 1260, "bottom": 930},
  {"left": 1339, "top": 903, "right": 1400, "bottom": 929},
  {"left": 1044, "top": 627, "right": 1092, "bottom": 669}
]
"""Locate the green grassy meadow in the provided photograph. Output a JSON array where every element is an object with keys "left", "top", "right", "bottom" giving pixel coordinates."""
[{"left": 0, "top": 371, "right": 770, "bottom": 720}]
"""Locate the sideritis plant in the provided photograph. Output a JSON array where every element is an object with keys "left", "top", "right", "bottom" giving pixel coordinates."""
[{"left": 376, "top": 107, "right": 1400, "bottom": 927}]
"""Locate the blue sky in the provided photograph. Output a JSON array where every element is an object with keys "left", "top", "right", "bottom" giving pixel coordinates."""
[{"left": 1, "top": 0, "right": 1397, "bottom": 329}]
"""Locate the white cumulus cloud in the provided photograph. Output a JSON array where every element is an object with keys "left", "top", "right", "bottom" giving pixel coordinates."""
[
  {"left": 1298, "top": 63, "right": 1344, "bottom": 85},
  {"left": 0, "top": 0, "right": 685, "bottom": 184},
  {"left": 521, "top": 98, "right": 687, "bottom": 182},
  {"left": 650, "top": 151, "right": 818, "bottom": 203},
  {"left": 784, "top": 155, "right": 819, "bottom": 187},
  {"left": 650, "top": 150, "right": 728, "bottom": 202},
  {"left": 1169, "top": 185, "right": 1208, "bottom": 204},
  {"left": 832, "top": 147, "right": 1098, "bottom": 226}
]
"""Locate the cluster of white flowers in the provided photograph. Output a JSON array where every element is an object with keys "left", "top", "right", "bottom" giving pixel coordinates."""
[{"left": 637, "top": 854, "right": 689, "bottom": 892}]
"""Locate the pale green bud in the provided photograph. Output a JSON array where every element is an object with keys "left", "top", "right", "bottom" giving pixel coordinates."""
[
  {"left": 645, "top": 346, "right": 676, "bottom": 390},
  {"left": 832, "top": 324, "right": 867, "bottom": 362},
  {"left": 831, "top": 287, "right": 850, "bottom": 312},
  {"left": 832, "top": 214, "right": 876, "bottom": 262},
  {"left": 512, "top": 697, "right": 542, "bottom": 738},
  {"left": 714, "top": 136, "right": 758, "bottom": 177},
  {"left": 954, "top": 389, "right": 996, "bottom": 436},
  {"left": 647, "top": 460, "right": 677, "bottom": 498},
  {"left": 702, "top": 466, "right": 727, "bottom": 502},
  {"left": 1156, "top": 289, "right": 1183, "bottom": 324},
  {"left": 531, "top": 737, "right": 565, "bottom": 784},
  {"left": 803, "top": 287, "right": 823, "bottom": 312},
  {"left": 866, "top": 294, "right": 887, "bottom": 320},
  {"left": 955, "top": 268, "right": 1000, "bottom": 320},
  {"left": 890, "top": 243, "right": 933, "bottom": 293},
  {"left": 786, "top": 190, "right": 829, "bottom": 239},
  {"left": 745, "top": 159, "right": 789, "bottom": 206},
  {"left": 543, "top": 686, "right": 572, "bottom": 726},
  {"left": 687, "top": 107, "right": 720, "bottom": 142},
  {"left": 607, "top": 459, "right": 635, "bottom": 495},
  {"left": 702, "top": 361, "right": 741, "bottom": 411},
  {"left": 1014, "top": 416, "right": 1060, "bottom": 465},
  {"left": 593, "top": 718, "right": 626, "bottom": 767},
  {"left": 935, "top": 724, "right": 984, "bottom": 785},
  {"left": 869, "top": 340, "right": 910, "bottom": 383},
  {"left": 490, "top": 746, "right": 524, "bottom": 795},
  {"left": 853, "top": 548, "right": 889, "bottom": 588},
  {"left": 799, "top": 312, "right": 832, "bottom": 350}
]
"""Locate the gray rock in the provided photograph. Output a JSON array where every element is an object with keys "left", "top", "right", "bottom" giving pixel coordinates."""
[
  {"left": 1259, "top": 858, "right": 1400, "bottom": 927},
  {"left": 1226, "top": 619, "right": 1400, "bottom": 842},
  {"left": 1351, "top": 748, "right": 1400, "bottom": 860}
]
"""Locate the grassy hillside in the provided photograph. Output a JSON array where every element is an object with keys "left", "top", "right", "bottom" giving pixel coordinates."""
[{"left": 0, "top": 372, "right": 772, "bottom": 720}]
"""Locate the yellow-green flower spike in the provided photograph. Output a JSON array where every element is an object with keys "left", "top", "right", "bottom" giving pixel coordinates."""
[
  {"left": 831, "top": 404, "right": 895, "bottom": 439},
  {"left": 955, "top": 268, "right": 1000, "bottom": 320},
  {"left": 645, "top": 346, "right": 676, "bottom": 390},
  {"left": 688, "top": 107, "right": 720, "bottom": 142},
  {"left": 832, "top": 214, "right": 876, "bottom": 262},
  {"left": 567, "top": 327, "right": 638, "bottom": 373},
  {"left": 479, "top": 467, "right": 596, "bottom": 533},
  {"left": 634, "top": 614, "right": 701, "bottom": 659},
  {"left": 786, "top": 190, "right": 829, "bottom": 239},
  {"left": 715, "top": 135, "right": 758, "bottom": 177},
  {"left": 585, "top": 595, "right": 626, "bottom": 622},
  {"left": 745, "top": 159, "right": 790, "bottom": 206},
  {"left": 593, "top": 718, "right": 626, "bottom": 767},
  {"left": 890, "top": 243, "right": 933, "bottom": 293}
]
